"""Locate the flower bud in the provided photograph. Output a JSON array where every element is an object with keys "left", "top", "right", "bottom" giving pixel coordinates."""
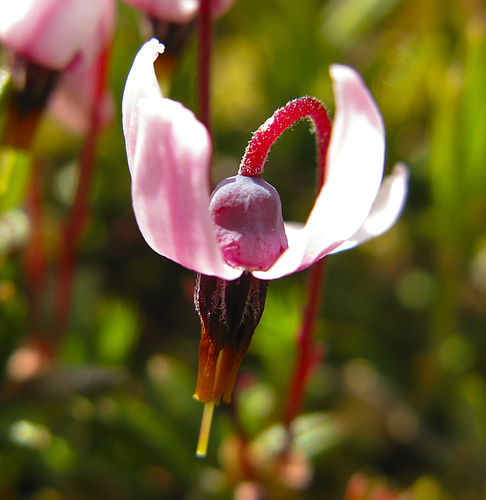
[{"left": 209, "top": 174, "right": 288, "bottom": 272}]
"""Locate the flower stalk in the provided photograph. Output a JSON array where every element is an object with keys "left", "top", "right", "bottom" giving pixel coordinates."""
[
  {"left": 239, "top": 96, "right": 331, "bottom": 181},
  {"left": 23, "top": 159, "right": 48, "bottom": 336},
  {"left": 197, "top": 0, "right": 213, "bottom": 133},
  {"left": 284, "top": 258, "right": 327, "bottom": 428},
  {"left": 55, "top": 45, "right": 112, "bottom": 333},
  {"left": 1, "top": 57, "right": 59, "bottom": 336},
  {"left": 238, "top": 96, "right": 333, "bottom": 432}
]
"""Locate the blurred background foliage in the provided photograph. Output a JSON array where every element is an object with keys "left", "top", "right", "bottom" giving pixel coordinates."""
[{"left": 1, "top": 0, "right": 486, "bottom": 498}]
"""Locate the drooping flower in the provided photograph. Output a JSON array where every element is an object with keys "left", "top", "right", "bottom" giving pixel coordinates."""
[
  {"left": 47, "top": 51, "right": 115, "bottom": 135},
  {"left": 0, "top": 0, "right": 113, "bottom": 71},
  {"left": 123, "top": 39, "right": 408, "bottom": 283},
  {"left": 0, "top": 0, "right": 116, "bottom": 142},
  {"left": 46, "top": 0, "right": 116, "bottom": 134},
  {"left": 122, "top": 39, "right": 409, "bottom": 440}
]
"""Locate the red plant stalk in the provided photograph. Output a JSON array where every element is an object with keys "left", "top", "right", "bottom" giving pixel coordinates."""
[
  {"left": 23, "top": 158, "right": 48, "bottom": 335},
  {"left": 1, "top": 61, "right": 58, "bottom": 335},
  {"left": 197, "top": 0, "right": 212, "bottom": 134},
  {"left": 237, "top": 96, "right": 332, "bottom": 431},
  {"left": 238, "top": 96, "right": 332, "bottom": 429},
  {"left": 239, "top": 96, "right": 331, "bottom": 180},
  {"left": 284, "top": 258, "right": 327, "bottom": 428},
  {"left": 195, "top": 3, "right": 332, "bottom": 447},
  {"left": 54, "top": 45, "right": 111, "bottom": 333},
  {"left": 194, "top": 0, "right": 217, "bottom": 457},
  {"left": 197, "top": 0, "right": 213, "bottom": 193}
]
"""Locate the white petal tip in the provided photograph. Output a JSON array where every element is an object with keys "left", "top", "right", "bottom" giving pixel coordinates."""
[
  {"left": 329, "top": 64, "right": 359, "bottom": 81},
  {"left": 145, "top": 38, "right": 165, "bottom": 59},
  {"left": 392, "top": 161, "right": 410, "bottom": 180}
]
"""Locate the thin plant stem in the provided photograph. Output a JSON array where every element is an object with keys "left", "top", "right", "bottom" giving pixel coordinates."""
[
  {"left": 235, "top": 95, "right": 333, "bottom": 435},
  {"left": 197, "top": 0, "right": 212, "bottom": 134},
  {"left": 1, "top": 60, "right": 58, "bottom": 335},
  {"left": 284, "top": 258, "right": 327, "bottom": 428},
  {"left": 54, "top": 45, "right": 111, "bottom": 334},
  {"left": 239, "top": 96, "right": 331, "bottom": 179},
  {"left": 236, "top": 95, "right": 332, "bottom": 433},
  {"left": 23, "top": 158, "right": 48, "bottom": 336},
  {"left": 194, "top": 0, "right": 216, "bottom": 457}
]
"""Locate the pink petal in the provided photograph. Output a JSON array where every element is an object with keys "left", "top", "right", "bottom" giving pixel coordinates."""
[
  {"left": 47, "top": 0, "right": 116, "bottom": 134},
  {"left": 74, "top": 0, "right": 115, "bottom": 68},
  {"left": 330, "top": 163, "right": 409, "bottom": 253},
  {"left": 122, "top": 38, "right": 165, "bottom": 169},
  {"left": 123, "top": 40, "right": 240, "bottom": 280},
  {"left": 122, "top": 0, "right": 199, "bottom": 23},
  {"left": 254, "top": 65, "right": 386, "bottom": 280},
  {"left": 0, "top": 0, "right": 107, "bottom": 70},
  {"left": 48, "top": 57, "right": 114, "bottom": 135},
  {"left": 122, "top": 0, "right": 237, "bottom": 22},
  {"left": 212, "top": 0, "right": 238, "bottom": 16}
]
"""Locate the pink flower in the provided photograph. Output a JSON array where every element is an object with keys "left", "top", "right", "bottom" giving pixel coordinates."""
[
  {"left": 47, "top": 0, "right": 116, "bottom": 134},
  {"left": 47, "top": 54, "right": 115, "bottom": 135},
  {"left": 122, "top": 38, "right": 409, "bottom": 282},
  {"left": 0, "top": 0, "right": 113, "bottom": 71},
  {"left": 122, "top": 0, "right": 236, "bottom": 24}
]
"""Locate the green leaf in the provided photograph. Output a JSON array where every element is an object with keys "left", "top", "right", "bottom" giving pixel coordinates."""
[
  {"left": 460, "top": 20, "right": 486, "bottom": 198},
  {"left": 428, "top": 66, "right": 462, "bottom": 243},
  {"left": 0, "top": 68, "right": 11, "bottom": 110},
  {"left": 320, "top": 0, "right": 400, "bottom": 47},
  {"left": 115, "top": 395, "right": 197, "bottom": 484},
  {"left": 96, "top": 298, "right": 142, "bottom": 365},
  {"left": 0, "top": 147, "right": 32, "bottom": 211}
]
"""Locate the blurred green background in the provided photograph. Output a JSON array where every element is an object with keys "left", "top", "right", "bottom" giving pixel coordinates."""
[{"left": 1, "top": 0, "right": 486, "bottom": 498}]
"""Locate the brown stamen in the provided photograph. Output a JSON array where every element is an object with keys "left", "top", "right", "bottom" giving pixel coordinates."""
[{"left": 193, "top": 271, "right": 269, "bottom": 404}]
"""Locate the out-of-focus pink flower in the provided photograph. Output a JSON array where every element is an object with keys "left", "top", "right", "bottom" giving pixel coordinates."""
[
  {"left": 47, "top": 0, "right": 116, "bottom": 134},
  {"left": 122, "top": 0, "right": 236, "bottom": 23},
  {"left": 69, "top": 0, "right": 115, "bottom": 70},
  {"left": 48, "top": 58, "right": 115, "bottom": 135},
  {"left": 0, "top": 0, "right": 112, "bottom": 71},
  {"left": 122, "top": 39, "right": 409, "bottom": 281}
]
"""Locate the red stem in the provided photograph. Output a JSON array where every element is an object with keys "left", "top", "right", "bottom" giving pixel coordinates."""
[
  {"left": 54, "top": 45, "right": 111, "bottom": 333},
  {"left": 23, "top": 159, "right": 48, "bottom": 336},
  {"left": 239, "top": 96, "right": 331, "bottom": 183},
  {"left": 238, "top": 97, "right": 332, "bottom": 429},
  {"left": 197, "top": 0, "right": 212, "bottom": 133},
  {"left": 239, "top": 97, "right": 331, "bottom": 429},
  {"left": 284, "top": 258, "right": 327, "bottom": 428},
  {"left": 237, "top": 96, "right": 332, "bottom": 429}
]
